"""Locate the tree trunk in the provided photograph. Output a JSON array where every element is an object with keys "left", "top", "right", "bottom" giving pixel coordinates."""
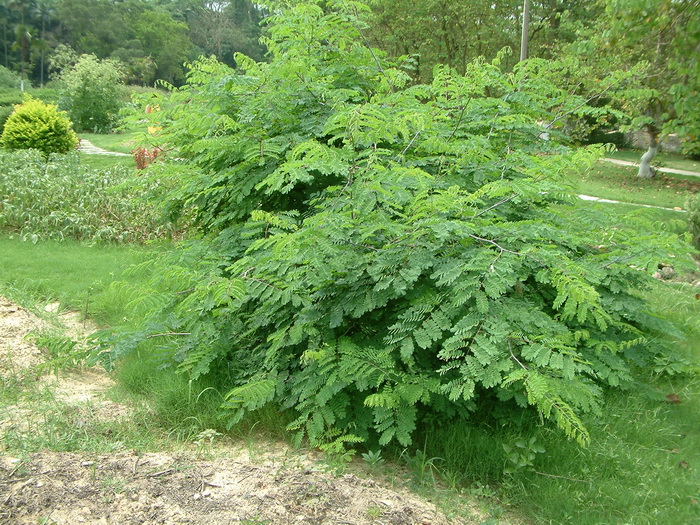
[
  {"left": 637, "top": 128, "right": 658, "bottom": 178},
  {"left": 520, "top": 0, "right": 530, "bottom": 62}
]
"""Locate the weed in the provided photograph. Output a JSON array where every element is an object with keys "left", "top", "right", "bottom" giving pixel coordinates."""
[
  {"left": 502, "top": 436, "right": 545, "bottom": 476},
  {"left": 193, "top": 428, "right": 223, "bottom": 458},
  {"left": 361, "top": 449, "right": 385, "bottom": 469},
  {"left": 32, "top": 331, "right": 86, "bottom": 373},
  {"left": 401, "top": 448, "right": 444, "bottom": 487},
  {"left": 100, "top": 475, "right": 125, "bottom": 495},
  {"left": 240, "top": 518, "right": 271, "bottom": 525}
]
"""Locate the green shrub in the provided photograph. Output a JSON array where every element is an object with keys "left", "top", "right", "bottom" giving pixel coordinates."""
[
  {"left": 59, "top": 54, "right": 125, "bottom": 133},
  {"left": 0, "top": 106, "right": 14, "bottom": 132},
  {"left": 0, "top": 65, "right": 20, "bottom": 89},
  {"left": 99, "top": 2, "right": 691, "bottom": 450},
  {"left": 687, "top": 193, "right": 700, "bottom": 250},
  {"left": 28, "top": 87, "right": 60, "bottom": 105},
  {"left": 1, "top": 97, "right": 79, "bottom": 156},
  {"left": 0, "top": 89, "right": 24, "bottom": 107}
]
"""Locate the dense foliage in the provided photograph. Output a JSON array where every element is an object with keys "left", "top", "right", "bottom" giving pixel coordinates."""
[
  {"left": 364, "top": 0, "right": 599, "bottom": 81},
  {"left": 58, "top": 54, "right": 125, "bottom": 133},
  {"left": 560, "top": 0, "right": 700, "bottom": 158},
  {"left": 1, "top": 97, "right": 78, "bottom": 155},
  {"left": 688, "top": 193, "right": 700, "bottom": 251},
  {"left": 0, "top": 151, "right": 171, "bottom": 243},
  {"left": 1, "top": 0, "right": 265, "bottom": 87},
  {"left": 98, "top": 1, "right": 689, "bottom": 450}
]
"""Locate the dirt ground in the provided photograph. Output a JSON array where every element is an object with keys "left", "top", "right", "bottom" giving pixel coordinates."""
[{"left": 0, "top": 297, "right": 484, "bottom": 525}]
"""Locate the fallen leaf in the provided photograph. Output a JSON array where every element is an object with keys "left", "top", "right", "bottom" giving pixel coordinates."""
[{"left": 666, "top": 394, "right": 681, "bottom": 404}]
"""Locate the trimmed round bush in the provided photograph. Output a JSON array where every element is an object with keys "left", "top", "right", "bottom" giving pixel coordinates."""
[{"left": 1, "top": 97, "right": 79, "bottom": 156}]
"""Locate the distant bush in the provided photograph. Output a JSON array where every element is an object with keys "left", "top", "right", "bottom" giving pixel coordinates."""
[
  {"left": 59, "top": 54, "right": 126, "bottom": 133},
  {"left": 0, "top": 106, "right": 14, "bottom": 132},
  {"left": 28, "top": 87, "right": 60, "bottom": 105},
  {"left": 0, "top": 150, "right": 175, "bottom": 243},
  {"left": 0, "top": 89, "right": 24, "bottom": 107},
  {"left": 1, "top": 97, "right": 78, "bottom": 156},
  {"left": 687, "top": 193, "right": 700, "bottom": 250},
  {"left": 0, "top": 66, "right": 21, "bottom": 89},
  {"left": 0, "top": 90, "right": 24, "bottom": 134}
]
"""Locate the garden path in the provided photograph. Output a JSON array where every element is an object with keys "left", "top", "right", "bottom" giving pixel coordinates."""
[
  {"left": 77, "top": 139, "right": 130, "bottom": 157},
  {"left": 602, "top": 157, "right": 700, "bottom": 178},
  {"left": 578, "top": 194, "right": 686, "bottom": 212}
]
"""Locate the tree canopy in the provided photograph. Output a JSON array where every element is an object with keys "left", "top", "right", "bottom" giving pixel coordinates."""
[
  {"left": 0, "top": 0, "right": 266, "bottom": 87},
  {"left": 558, "top": 0, "right": 700, "bottom": 169}
]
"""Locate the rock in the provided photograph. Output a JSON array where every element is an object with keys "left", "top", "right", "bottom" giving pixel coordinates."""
[{"left": 660, "top": 266, "right": 676, "bottom": 279}]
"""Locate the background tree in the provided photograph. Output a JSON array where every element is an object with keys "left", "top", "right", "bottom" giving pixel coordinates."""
[
  {"left": 31, "top": 0, "right": 56, "bottom": 86},
  {"left": 12, "top": 23, "right": 33, "bottom": 90},
  {"left": 561, "top": 0, "right": 700, "bottom": 175},
  {"left": 0, "top": 0, "right": 304, "bottom": 86},
  {"left": 130, "top": 9, "right": 192, "bottom": 83},
  {"left": 167, "top": 0, "right": 266, "bottom": 67},
  {"left": 55, "top": 0, "right": 128, "bottom": 57},
  {"left": 364, "top": 0, "right": 599, "bottom": 82},
  {"left": 365, "top": 0, "right": 520, "bottom": 81}
]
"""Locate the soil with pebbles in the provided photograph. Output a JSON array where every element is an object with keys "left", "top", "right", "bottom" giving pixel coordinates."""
[{"left": 0, "top": 297, "right": 482, "bottom": 524}]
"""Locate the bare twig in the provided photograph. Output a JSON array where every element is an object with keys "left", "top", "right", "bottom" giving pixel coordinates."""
[
  {"left": 547, "top": 77, "right": 624, "bottom": 128},
  {"left": 535, "top": 471, "right": 588, "bottom": 483},
  {"left": 509, "top": 340, "right": 530, "bottom": 370},
  {"left": 242, "top": 277, "right": 282, "bottom": 291},
  {"left": 397, "top": 130, "right": 422, "bottom": 159},
  {"left": 146, "top": 332, "right": 191, "bottom": 339},
  {"left": 468, "top": 234, "right": 522, "bottom": 257},
  {"left": 147, "top": 468, "right": 175, "bottom": 478},
  {"left": 473, "top": 194, "right": 519, "bottom": 218},
  {"left": 353, "top": 20, "right": 395, "bottom": 93}
]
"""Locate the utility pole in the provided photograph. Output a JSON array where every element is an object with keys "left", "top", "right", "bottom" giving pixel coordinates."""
[{"left": 520, "top": 0, "right": 530, "bottom": 62}]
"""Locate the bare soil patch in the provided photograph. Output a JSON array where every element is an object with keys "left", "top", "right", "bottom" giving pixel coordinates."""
[
  {"left": 0, "top": 297, "right": 482, "bottom": 524},
  {"left": 1, "top": 451, "right": 467, "bottom": 524}
]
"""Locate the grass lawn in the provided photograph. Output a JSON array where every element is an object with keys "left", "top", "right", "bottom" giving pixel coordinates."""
[
  {"left": 607, "top": 149, "right": 700, "bottom": 173},
  {"left": 578, "top": 161, "right": 700, "bottom": 209},
  {"left": 78, "top": 152, "right": 136, "bottom": 170},
  {"left": 79, "top": 131, "right": 143, "bottom": 154},
  {"left": 0, "top": 237, "right": 163, "bottom": 326}
]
